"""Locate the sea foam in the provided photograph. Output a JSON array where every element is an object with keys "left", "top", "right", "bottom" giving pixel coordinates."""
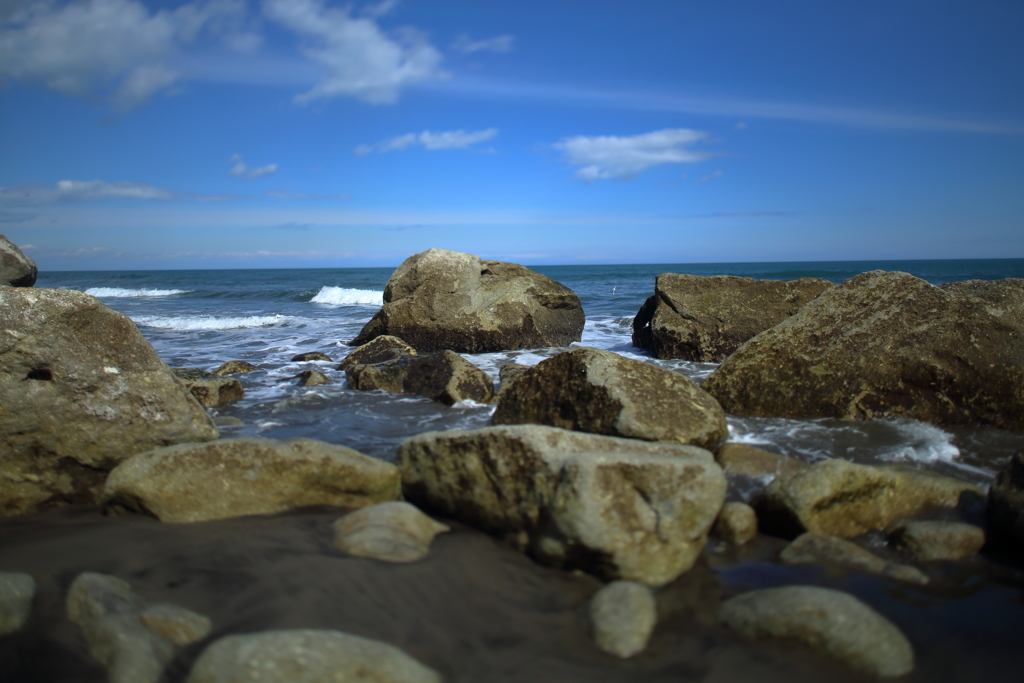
[
  {"left": 86, "top": 287, "right": 191, "bottom": 298},
  {"left": 132, "top": 314, "right": 290, "bottom": 330},
  {"left": 309, "top": 286, "right": 383, "bottom": 306}
]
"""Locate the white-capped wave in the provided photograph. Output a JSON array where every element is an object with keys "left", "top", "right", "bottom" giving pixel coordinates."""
[
  {"left": 133, "top": 314, "right": 291, "bottom": 330},
  {"left": 309, "top": 286, "right": 383, "bottom": 306},
  {"left": 86, "top": 287, "right": 191, "bottom": 298},
  {"left": 879, "top": 420, "right": 961, "bottom": 465}
]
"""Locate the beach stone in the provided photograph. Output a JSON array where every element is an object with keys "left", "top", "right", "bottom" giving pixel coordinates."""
[
  {"left": 211, "top": 360, "right": 256, "bottom": 375},
  {"left": 755, "top": 458, "right": 983, "bottom": 539},
  {"left": 492, "top": 347, "right": 727, "bottom": 450},
  {"left": 494, "top": 361, "right": 531, "bottom": 400},
  {"left": 139, "top": 603, "right": 212, "bottom": 646},
  {"left": 295, "top": 369, "right": 330, "bottom": 386},
  {"left": 989, "top": 451, "right": 1024, "bottom": 556},
  {"left": 338, "top": 334, "right": 416, "bottom": 371},
  {"left": 715, "top": 501, "right": 758, "bottom": 545},
  {"left": 0, "top": 288, "right": 218, "bottom": 518},
  {"left": 718, "top": 585, "right": 914, "bottom": 677},
  {"left": 397, "top": 425, "right": 726, "bottom": 586},
  {"left": 888, "top": 520, "right": 986, "bottom": 561},
  {"left": 780, "top": 532, "right": 928, "bottom": 584},
  {"left": 703, "top": 271, "right": 1024, "bottom": 431},
  {"left": 102, "top": 437, "right": 401, "bottom": 523},
  {"left": 632, "top": 273, "right": 831, "bottom": 362},
  {"left": 0, "top": 572, "right": 36, "bottom": 635},
  {"left": 171, "top": 368, "right": 244, "bottom": 408},
  {"left": 349, "top": 248, "right": 585, "bottom": 353},
  {"left": 346, "top": 350, "right": 493, "bottom": 405},
  {"left": 714, "top": 443, "right": 808, "bottom": 478},
  {"left": 589, "top": 580, "right": 657, "bottom": 658},
  {"left": 290, "top": 352, "right": 332, "bottom": 362},
  {"left": 332, "top": 501, "right": 450, "bottom": 563},
  {"left": 1, "top": 234, "right": 37, "bottom": 287},
  {"left": 185, "top": 629, "right": 441, "bottom": 683}
]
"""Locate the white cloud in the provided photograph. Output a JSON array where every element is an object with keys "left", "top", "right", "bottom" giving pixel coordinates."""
[
  {"left": 698, "top": 170, "right": 724, "bottom": 183},
  {"left": 356, "top": 128, "right": 498, "bottom": 154},
  {"left": 227, "top": 155, "right": 279, "bottom": 179},
  {"left": 451, "top": 34, "right": 514, "bottom": 54},
  {"left": 553, "top": 128, "right": 711, "bottom": 181},
  {"left": 263, "top": 0, "right": 445, "bottom": 105},
  {"left": 0, "top": 180, "right": 175, "bottom": 206}
]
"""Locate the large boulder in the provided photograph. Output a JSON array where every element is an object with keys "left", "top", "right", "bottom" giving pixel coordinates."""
[
  {"left": 703, "top": 271, "right": 1024, "bottom": 430},
  {"left": 492, "top": 347, "right": 727, "bottom": 450},
  {"left": 397, "top": 425, "right": 726, "bottom": 586},
  {"left": 987, "top": 450, "right": 1024, "bottom": 556},
  {"left": 102, "top": 438, "right": 401, "bottom": 523},
  {"left": 0, "top": 234, "right": 37, "bottom": 287},
  {"left": 345, "top": 350, "right": 493, "bottom": 405},
  {"left": 0, "top": 288, "right": 218, "bottom": 518},
  {"left": 632, "top": 273, "right": 831, "bottom": 362},
  {"left": 349, "top": 249, "right": 585, "bottom": 353}
]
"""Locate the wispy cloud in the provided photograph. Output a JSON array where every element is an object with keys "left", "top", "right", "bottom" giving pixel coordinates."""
[
  {"left": 0, "top": 180, "right": 239, "bottom": 206},
  {"left": 553, "top": 128, "right": 711, "bottom": 181},
  {"left": 263, "top": 190, "right": 351, "bottom": 200},
  {"left": 698, "top": 170, "right": 723, "bottom": 183},
  {"left": 356, "top": 128, "right": 498, "bottom": 154},
  {"left": 451, "top": 34, "right": 514, "bottom": 54},
  {"left": 227, "top": 154, "right": 279, "bottom": 179}
]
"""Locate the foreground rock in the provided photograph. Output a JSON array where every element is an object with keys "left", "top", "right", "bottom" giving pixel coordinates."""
[
  {"left": 493, "top": 347, "right": 727, "bottom": 450},
  {"left": 171, "top": 368, "right": 244, "bottom": 408},
  {"left": 332, "top": 501, "right": 450, "bottom": 563},
  {"left": 1, "top": 234, "right": 37, "bottom": 287},
  {"left": 346, "top": 350, "right": 493, "bottom": 405},
  {"left": 350, "top": 249, "right": 585, "bottom": 353},
  {"left": 719, "top": 585, "right": 914, "bottom": 677},
  {"left": 780, "top": 532, "right": 928, "bottom": 584},
  {"left": 103, "top": 438, "right": 401, "bottom": 522},
  {"left": 0, "top": 572, "right": 35, "bottom": 635},
  {"left": 398, "top": 425, "right": 726, "bottom": 586},
  {"left": 632, "top": 274, "right": 831, "bottom": 362},
  {"left": 186, "top": 629, "right": 441, "bottom": 683},
  {"left": 0, "top": 288, "right": 218, "bottom": 518},
  {"left": 703, "top": 271, "right": 1024, "bottom": 430},
  {"left": 589, "top": 581, "right": 657, "bottom": 658},
  {"left": 987, "top": 450, "right": 1024, "bottom": 556},
  {"left": 888, "top": 520, "right": 985, "bottom": 561}
]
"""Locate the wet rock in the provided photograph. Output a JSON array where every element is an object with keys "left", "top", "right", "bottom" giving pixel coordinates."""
[
  {"left": 346, "top": 350, "right": 493, "bottom": 405},
  {"left": 714, "top": 443, "right": 807, "bottom": 478},
  {"left": 211, "top": 360, "right": 256, "bottom": 375},
  {"left": 139, "top": 603, "right": 212, "bottom": 646},
  {"left": 103, "top": 437, "right": 401, "bottom": 523},
  {"left": 398, "top": 425, "right": 726, "bottom": 586},
  {"left": 350, "top": 248, "right": 585, "bottom": 353},
  {"left": 185, "top": 629, "right": 441, "bottom": 683},
  {"left": 0, "top": 288, "right": 218, "bottom": 518},
  {"left": 714, "top": 502, "right": 758, "bottom": 545},
  {"left": 589, "top": 580, "right": 657, "bottom": 658},
  {"left": 0, "top": 572, "right": 35, "bottom": 635},
  {"left": 492, "top": 347, "right": 727, "bottom": 450},
  {"left": 171, "top": 368, "right": 244, "bottom": 408},
  {"left": 703, "top": 271, "right": 1024, "bottom": 431},
  {"left": 780, "top": 532, "right": 928, "bottom": 584},
  {"left": 295, "top": 369, "right": 330, "bottom": 386},
  {"left": 290, "top": 352, "right": 332, "bottom": 362},
  {"left": 718, "top": 585, "right": 914, "bottom": 677},
  {"left": 338, "top": 334, "right": 417, "bottom": 371},
  {"left": 755, "top": 458, "right": 982, "bottom": 539},
  {"left": 632, "top": 274, "right": 831, "bottom": 362},
  {"left": 332, "top": 501, "right": 450, "bottom": 563},
  {"left": 494, "top": 362, "right": 531, "bottom": 400},
  {"left": 888, "top": 520, "right": 985, "bottom": 561},
  {"left": 0, "top": 234, "right": 37, "bottom": 287},
  {"left": 988, "top": 450, "right": 1024, "bottom": 556}
]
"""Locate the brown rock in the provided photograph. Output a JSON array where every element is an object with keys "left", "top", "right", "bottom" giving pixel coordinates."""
[
  {"left": 714, "top": 443, "right": 807, "bottom": 478},
  {"left": 171, "top": 368, "right": 244, "bottom": 408},
  {"left": 494, "top": 362, "right": 532, "bottom": 400},
  {"left": 338, "top": 334, "right": 417, "bottom": 371},
  {"left": 989, "top": 450, "right": 1024, "bottom": 556},
  {"left": 0, "top": 234, "right": 37, "bottom": 287},
  {"left": 291, "top": 352, "right": 332, "bottom": 362},
  {"left": 211, "top": 360, "right": 257, "bottom": 375},
  {"left": 589, "top": 581, "right": 657, "bottom": 658},
  {"left": 715, "top": 501, "right": 758, "bottom": 544},
  {"left": 332, "top": 501, "right": 450, "bottom": 563},
  {"left": 780, "top": 532, "right": 928, "bottom": 584},
  {"left": 295, "top": 369, "right": 330, "bottom": 386},
  {"left": 346, "top": 350, "right": 493, "bottom": 405},
  {"left": 888, "top": 520, "right": 985, "bottom": 561}
]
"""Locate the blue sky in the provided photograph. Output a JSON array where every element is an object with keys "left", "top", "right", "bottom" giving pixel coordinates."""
[{"left": 1, "top": 0, "right": 1022, "bottom": 270}]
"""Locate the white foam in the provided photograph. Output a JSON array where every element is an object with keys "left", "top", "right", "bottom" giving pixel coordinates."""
[
  {"left": 133, "top": 314, "right": 291, "bottom": 330},
  {"left": 86, "top": 287, "right": 190, "bottom": 298},
  {"left": 309, "top": 286, "right": 383, "bottom": 306},
  {"left": 878, "top": 420, "right": 961, "bottom": 465}
]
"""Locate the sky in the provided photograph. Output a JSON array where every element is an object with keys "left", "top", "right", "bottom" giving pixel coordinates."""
[{"left": 1, "top": 0, "right": 1022, "bottom": 271}]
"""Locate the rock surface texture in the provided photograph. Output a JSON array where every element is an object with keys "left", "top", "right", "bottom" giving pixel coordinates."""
[
  {"left": 346, "top": 350, "right": 493, "bottom": 405},
  {"left": 888, "top": 520, "right": 985, "bottom": 561},
  {"left": 0, "top": 288, "right": 218, "bottom": 518},
  {"left": 987, "top": 450, "right": 1024, "bottom": 555},
  {"left": 0, "top": 572, "right": 36, "bottom": 635},
  {"left": 350, "top": 249, "right": 585, "bottom": 353},
  {"left": 493, "top": 347, "right": 727, "bottom": 450},
  {"left": 103, "top": 437, "right": 401, "bottom": 522},
  {"left": 0, "top": 234, "right": 37, "bottom": 287},
  {"left": 332, "top": 501, "right": 450, "bottom": 563},
  {"left": 171, "top": 368, "right": 244, "bottom": 408},
  {"left": 703, "top": 271, "right": 1024, "bottom": 430},
  {"left": 397, "top": 425, "right": 726, "bottom": 586},
  {"left": 718, "top": 585, "right": 914, "bottom": 677},
  {"left": 211, "top": 360, "right": 256, "bottom": 375},
  {"left": 588, "top": 581, "right": 657, "bottom": 658},
  {"left": 780, "top": 532, "right": 928, "bottom": 584},
  {"left": 632, "top": 273, "right": 831, "bottom": 362},
  {"left": 338, "top": 335, "right": 417, "bottom": 371},
  {"left": 714, "top": 443, "right": 807, "bottom": 479},
  {"left": 714, "top": 502, "right": 758, "bottom": 545}
]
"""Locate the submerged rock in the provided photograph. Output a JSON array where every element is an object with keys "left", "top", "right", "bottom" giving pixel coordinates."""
[
  {"left": 589, "top": 581, "right": 657, "bottom": 658},
  {"left": 0, "top": 572, "right": 36, "bottom": 635},
  {"left": 0, "top": 234, "right": 37, "bottom": 287},
  {"left": 780, "top": 532, "right": 928, "bottom": 584},
  {"left": 714, "top": 502, "right": 758, "bottom": 545},
  {"left": 338, "top": 335, "right": 417, "bottom": 371},
  {"left": 632, "top": 273, "right": 831, "bottom": 362},
  {"left": 346, "top": 349, "right": 493, "bottom": 405},
  {"left": 988, "top": 451, "right": 1024, "bottom": 556},
  {"left": 350, "top": 248, "right": 585, "bottom": 353},
  {"left": 332, "top": 501, "right": 450, "bottom": 563},
  {"left": 211, "top": 360, "right": 257, "bottom": 375},
  {"left": 290, "top": 352, "right": 332, "bottom": 362},
  {"left": 171, "top": 368, "right": 244, "bottom": 408},
  {"left": 294, "top": 369, "right": 330, "bottom": 386},
  {"left": 888, "top": 520, "right": 986, "bottom": 562},
  {"left": 139, "top": 603, "right": 212, "bottom": 646}
]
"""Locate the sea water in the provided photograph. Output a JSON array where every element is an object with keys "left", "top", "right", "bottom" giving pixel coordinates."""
[{"left": 36, "top": 259, "right": 1024, "bottom": 488}]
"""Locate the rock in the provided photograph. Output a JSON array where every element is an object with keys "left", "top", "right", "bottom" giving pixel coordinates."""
[
  {"left": 185, "top": 629, "right": 441, "bottom": 683},
  {"left": 492, "top": 347, "right": 727, "bottom": 450},
  {"left": 338, "top": 335, "right": 417, "bottom": 371},
  {"left": 715, "top": 502, "right": 758, "bottom": 544},
  {"left": 211, "top": 360, "right": 257, "bottom": 375},
  {"left": 0, "top": 572, "right": 35, "bottom": 635},
  {"left": 780, "top": 532, "right": 928, "bottom": 584},
  {"left": 589, "top": 581, "right": 657, "bottom": 658},
  {"left": 940, "top": 278, "right": 1024, "bottom": 324},
  {"left": 889, "top": 520, "right": 985, "bottom": 561},
  {"left": 139, "top": 603, "right": 212, "bottom": 646},
  {"left": 0, "top": 234, "right": 37, "bottom": 287},
  {"left": 494, "top": 361, "right": 532, "bottom": 400},
  {"left": 755, "top": 458, "right": 983, "bottom": 539},
  {"left": 349, "top": 248, "right": 585, "bottom": 353},
  {"left": 0, "top": 288, "right": 218, "bottom": 518},
  {"left": 718, "top": 585, "right": 914, "bottom": 677},
  {"left": 291, "top": 352, "right": 332, "bottom": 362},
  {"left": 214, "top": 416, "right": 244, "bottom": 427},
  {"left": 332, "top": 501, "right": 450, "bottom": 563},
  {"left": 632, "top": 274, "right": 832, "bottom": 362},
  {"left": 988, "top": 451, "right": 1024, "bottom": 556},
  {"left": 714, "top": 443, "right": 807, "bottom": 478},
  {"left": 171, "top": 368, "right": 244, "bottom": 408},
  {"left": 103, "top": 437, "right": 401, "bottom": 523},
  {"left": 703, "top": 271, "right": 1024, "bottom": 430},
  {"left": 346, "top": 350, "right": 493, "bottom": 405},
  {"left": 295, "top": 369, "right": 330, "bottom": 386},
  {"left": 397, "top": 425, "right": 726, "bottom": 586}
]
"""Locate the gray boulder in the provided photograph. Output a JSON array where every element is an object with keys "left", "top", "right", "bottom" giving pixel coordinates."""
[
  {"left": 888, "top": 520, "right": 985, "bottom": 561},
  {"left": 703, "top": 271, "right": 1024, "bottom": 430},
  {"left": 492, "top": 347, "right": 727, "bottom": 450},
  {"left": 988, "top": 451, "right": 1024, "bottom": 556},
  {"left": 332, "top": 501, "right": 450, "bottom": 563},
  {"left": 632, "top": 273, "right": 831, "bottom": 362},
  {"left": 171, "top": 368, "right": 244, "bottom": 407},
  {"left": 397, "top": 425, "right": 726, "bottom": 586},
  {"left": 290, "top": 352, "right": 332, "bottom": 362},
  {"left": 718, "top": 585, "right": 914, "bottom": 677},
  {"left": 349, "top": 249, "right": 585, "bottom": 353},
  {"left": 780, "top": 532, "right": 928, "bottom": 584},
  {"left": 0, "top": 572, "right": 35, "bottom": 635},
  {"left": 0, "top": 288, "right": 218, "bottom": 518},
  {"left": 0, "top": 234, "right": 37, "bottom": 287},
  {"left": 346, "top": 350, "right": 493, "bottom": 405},
  {"left": 589, "top": 581, "right": 657, "bottom": 658},
  {"left": 103, "top": 437, "right": 401, "bottom": 523}
]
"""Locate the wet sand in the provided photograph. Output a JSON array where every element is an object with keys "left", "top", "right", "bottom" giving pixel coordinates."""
[{"left": 2, "top": 505, "right": 1023, "bottom": 683}]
